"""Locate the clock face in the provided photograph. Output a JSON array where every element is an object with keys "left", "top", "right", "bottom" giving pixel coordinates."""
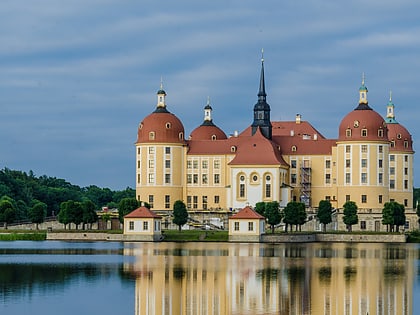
[{"left": 353, "top": 120, "right": 359, "bottom": 128}]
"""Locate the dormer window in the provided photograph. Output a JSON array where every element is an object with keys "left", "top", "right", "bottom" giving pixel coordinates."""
[
  {"left": 361, "top": 129, "right": 367, "bottom": 137},
  {"left": 291, "top": 145, "right": 297, "bottom": 152},
  {"left": 346, "top": 129, "right": 352, "bottom": 137},
  {"left": 179, "top": 132, "right": 184, "bottom": 140},
  {"left": 231, "top": 146, "right": 236, "bottom": 153},
  {"left": 397, "top": 133, "right": 402, "bottom": 139},
  {"left": 165, "top": 122, "right": 171, "bottom": 129},
  {"left": 378, "top": 129, "right": 383, "bottom": 137},
  {"left": 391, "top": 140, "right": 395, "bottom": 148},
  {"left": 149, "top": 132, "right": 155, "bottom": 140},
  {"left": 404, "top": 141, "right": 409, "bottom": 148},
  {"left": 211, "top": 135, "right": 217, "bottom": 141}
]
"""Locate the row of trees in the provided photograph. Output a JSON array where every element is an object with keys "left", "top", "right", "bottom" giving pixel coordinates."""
[{"left": 256, "top": 199, "right": 410, "bottom": 233}]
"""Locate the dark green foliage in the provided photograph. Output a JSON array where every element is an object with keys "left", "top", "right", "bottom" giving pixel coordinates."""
[
  {"left": 264, "top": 201, "right": 282, "bottom": 233},
  {"left": 0, "top": 167, "right": 135, "bottom": 222},
  {"left": 343, "top": 201, "right": 358, "bottom": 232},
  {"left": 58, "top": 200, "right": 83, "bottom": 229},
  {"left": 173, "top": 200, "right": 188, "bottom": 231},
  {"left": 0, "top": 197, "right": 17, "bottom": 229},
  {"left": 283, "top": 201, "right": 306, "bottom": 232},
  {"left": 28, "top": 201, "right": 47, "bottom": 229},
  {"left": 255, "top": 202, "right": 266, "bottom": 216},
  {"left": 82, "top": 200, "right": 98, "bottom": 229},
  {"left": 382, "top": 201, "right": 405, "bottom": 232},
  {"left": 58, "top": 202, "right": 71, "bottom": 229},
  {"left": 118, "top": 198, "right": 140, "bottom": 223},
  {"left": 417, "top": 203, "right": 420, "bottom": 225},
  {"left": 317, "top": 200, "right": 333, "bottom": 232}
]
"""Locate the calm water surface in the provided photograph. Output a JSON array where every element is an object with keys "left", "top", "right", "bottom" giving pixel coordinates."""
[{"left": 0, "top": 241, "right": 419, "bottom": 315}]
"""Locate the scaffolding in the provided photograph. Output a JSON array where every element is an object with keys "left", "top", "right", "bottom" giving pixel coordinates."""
[{"left": 300, "top": 160, "right": 311, "bottom": 207}]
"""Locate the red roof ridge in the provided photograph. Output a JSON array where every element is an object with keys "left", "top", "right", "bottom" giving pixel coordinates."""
[
  {"left": 124, "top": 206, "right": 162, "bottom": 219},
  {"left": 230, "top": 206, "right": 265, "bottom": 219}
]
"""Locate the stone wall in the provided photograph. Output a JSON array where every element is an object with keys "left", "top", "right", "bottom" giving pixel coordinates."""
[{"left": 261, "top": 233, "right": 406, "bottom": 243}]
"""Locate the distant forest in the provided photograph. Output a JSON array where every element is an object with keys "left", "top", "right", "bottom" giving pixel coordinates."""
[{"left": 0, "top": 167, "right": 135, "bottom": 221}]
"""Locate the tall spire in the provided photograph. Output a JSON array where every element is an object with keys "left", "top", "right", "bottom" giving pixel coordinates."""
[
  {"left": 385, "top": 90, "right": 397, "bottom": 123},
  {"left": 258, "top": 49, "right": 267, "bottom": 102},
  {"left": 356, "top": 72, "right": 371, "bottom": 110},
  {"left": 252, "top": 50, "right": 272, "bottom": 139},
  {"left": 155, "top": 78, "right": 169, "bottom": 113},
  {"left": 203, "top": 96, "right": 213, "bottom": 124}
]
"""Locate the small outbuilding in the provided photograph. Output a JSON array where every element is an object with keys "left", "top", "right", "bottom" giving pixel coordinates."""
[
  {"left": 228, "top": 206, "right": 265, "bottom": 242},
  {"left": 123, "top": 206, "right": 163, "bottom": 241}
]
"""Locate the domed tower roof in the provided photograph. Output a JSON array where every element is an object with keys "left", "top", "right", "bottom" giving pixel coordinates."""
[
  {"left": 136, "top": 84, "right": 185, "bottom": 144},
  {"left": 384, "top": 92, "right": 413, "bottom": 152},
  {"left": 189, "top": 97, "right": 227, "bottom": 141},
  {"left": 339, "top": 76, "right": 387, "bottom": 141}
]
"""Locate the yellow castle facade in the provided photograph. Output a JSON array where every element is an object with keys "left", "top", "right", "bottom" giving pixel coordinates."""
[{"left": 135, "top": 60, "right": 416, "bottom": 232}]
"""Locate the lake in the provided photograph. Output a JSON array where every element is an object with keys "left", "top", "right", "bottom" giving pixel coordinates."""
[{"left": 0, "top": 241, "right": 419, "bottom": 315}]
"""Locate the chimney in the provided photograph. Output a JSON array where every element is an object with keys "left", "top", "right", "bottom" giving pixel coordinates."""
[
  {"left": 314, "top": 134, "right": 318, "bottom": 140},
  {"left": 296, "top": 114, "right": 301, "bottom": 124},
  {"left": 290, "top": 130, "right": 295, "bottom": 136}
]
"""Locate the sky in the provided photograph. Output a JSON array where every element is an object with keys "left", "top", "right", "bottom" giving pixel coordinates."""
[{"left": 1, "top": 0, "right": 420, "bottom": 190}]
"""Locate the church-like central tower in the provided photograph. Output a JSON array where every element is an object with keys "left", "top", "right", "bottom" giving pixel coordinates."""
[{"left": 251, "top": 54, "right": 272, "bottom": 139}]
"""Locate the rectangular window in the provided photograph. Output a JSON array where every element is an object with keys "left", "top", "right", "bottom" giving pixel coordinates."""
[
  {"left": 291, "top": 174, "right": 297, "bottom": 184},
  {"left": 378, "top": 159, "right": 383, "bottom": 168},
  {"left": 361, "top": 173, "right": 367, "bottom": 184},
  {"left": 378, "top": 145, "right": 383, "bottom": 153},
  {"left": 346, "top": 129, "right": 351, "bottom": 137},
  {"left": 291, "top": 160, "right": 297, "bottom": 168},
  {"left": 325, "top": 160, "right": 331, "bottom": 169},
  {"left": 187, "top": 160, "right": 192, "bottom": 169},
  {"left": 346, "top": 159, "right": 351, "bottom": 168},
  {"left": 346, "top": 195, "right": 350, "bottom": 202},
  {"left": 193, "top": 174, "right": 198, "bottom": 184},
  {"left": 360, "top": 221, "right": 366, "bottom": 230},
  {"left": 234, "top": 222, "right": 239, "bottom": 231},
  {"left": 378, "top": 173, "right": 383, "bottom": 184},
  {"left": 404, "top": 155, "right": 408, "bottom": 162},
  {"left": 148, "top": 147, "right": 155, "bottom": 154},
  {"left": 202, "top": 196, "right": 208, "bottom": 210},
  {"left": 137, "top": 147, "right": 140, "bottom": 155},
  {"left": 214, "top": 174, "right": 220, "bottom": 184},
  {"left": 361, "top": 129, "right": 367, "bottom": 137},
  {"left": 390, "top": 180, "right": 395, "bottom": 189},
  {"left": 165, "top": 174, "right": 171, "bottom": 184},
  {"left": 390, "top": 155, "right": 395, "bottom": 162},
  {"left": 248, "top": 222, "right": 254, "bottom": 231},
  {"left": 239, "top": 184, "right": 245, "bottom": 198},
  {"left": 345, "top": 145, "right": 351, "bottom": 153},
  {"left": 390, "top": 167, "right": 395, "bottom": 175},
  {"left": 165, "top": 160, "right": 170, "bottom": 168},
  {"left": 265, "top": 184, "right": 271, "bottom": 198},
  {"left": 148, "top": 160, "right": 154, "bottom": 168},
  {"left": 379, "top": 195, "right": 383, "bottom": 204},
  {"left": 361, "top": 145, "right": 367, "bottom": 153},
  {"left": 214, "top": 195, "right": 220, "bottom": 204},
  {"left": 148, "top": 195, "right": 154, "bottom": 208},
  {"left": 202, "top": 160, "right": 208, "bottom": 169},
  {"left": 325, "top": 173, "right": 331, "bottom": 184},
  {"left": 202, "top": 174, "right": 208, "bottom": 184},
  {"left": 148, "top": 173, "right": 154, "bottom": 184},
  {"left": 361, "top": 195, "right": 367, "bottom": 203},
  {"left": 214, "top": 160, "right": 220, "bottom": 169},
  {"left": 193, "top": 196, "right": 198, "bottom": 209},
  {"left": 193, "top": 160, "right": 198, "bottom": 169},
  {"left": 325, "top": 196, "right": 331, "bottom": 201},
  {"left": 137, "top": 174, "right": 140, "bottom": 184},
  {"left": 187, "top": 196, "right": 192, "bottom": 209},
  {"left": 129, "top": 221, "right": 134, "bottom": 230},
  {"left": 187, "top": 174, "right": 192, "bottom": 184},
  {"left": 404, "top": 167, "right": 408, "bottom": 175},
  {"left": 345, "top": 173, "right": 351, "bottom": 184},
  {"left": 165, "top": 195, "right": 170, "bottom": 209},
  {"left": 137, "top": 160, "right": 140, "bottom": 169},
  {"left": 165, "top": 147, "right": 171, "bottom": 154},
  {"left": 361, "top": 159, "right": 367, "bottom": 168},
  {"left": 143, "top": 221, "right": 148, "bottom": 231},
  {"left": 404, "top": 199, "right": 408, "bottom": 207},
  {"left": 404, "top": 180, "right": 408, "bottom": 189}
]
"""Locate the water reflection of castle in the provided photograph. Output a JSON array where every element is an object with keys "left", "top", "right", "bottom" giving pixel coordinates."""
[{"left": 123, "top": 243, "right": 414, "bottom": 315}]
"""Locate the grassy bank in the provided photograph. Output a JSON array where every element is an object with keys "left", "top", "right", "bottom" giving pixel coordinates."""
[
  {"left": 0, "top": 232, "right": 47, "bottom": 241},
  {"left": 162, "top": 230, "right": 228, "bottom": 242},
  {"left": 407, "top": 230, "right": 420, "bottom": 243}
]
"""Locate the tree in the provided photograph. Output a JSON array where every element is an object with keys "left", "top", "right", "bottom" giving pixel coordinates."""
[
  {"left": 296, "top": 202, "right": 307, "bottom": 231},
  {"left": 393, "top": 202, "right": 406, "bottom": 232},
  {"left": 173, "top": 200, "right": 188, "bottom": 231},
  {"left": 82, "top": 200, "right": 98, "bottom": 230},
  {"left": 0, "top": 197, "right": 17, "bottom": 229},
  {"left": 118, "top": 198, "right": 140, "bottom": 223},
  {"left": 343, "top": 201, "right": 358, "bottom": 232},
  {"left": 58, "top": 201, "right": 71, "bottom": 229},
  {"left": 417, "top": 202, "right": 420, "bottom": 226},
  {"left": 382, "top": 202, "right": 395, "bottom": 232},
  {"left": 264, "top": 201, "right": 282, "bottom": 233},
  {"left": 255, "top": 202, "right": 266, "bottom": 216},
  {"left": 317, "top": 200, "right": 333, "bottom": 232},
  {"left": 66, "top": 201, "right": 83, "bottom": 230},
  {"left": 28, "top": 201, "right": 47, "bottom": 230},
  {"left": 283, "top": 201, "right": 301, "bottom": 232}
]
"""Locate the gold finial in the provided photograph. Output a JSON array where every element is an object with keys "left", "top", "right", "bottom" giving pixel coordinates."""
[
  {"left": 160, "top": 76, "right": 163, "bottom": 90},
  {"left": 261, "top": 48, "right": 264, "bottom": 63}
]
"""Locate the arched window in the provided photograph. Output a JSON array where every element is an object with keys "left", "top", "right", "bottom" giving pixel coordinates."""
[
  {"left": 165, "top": 122, "right": 171, "bottom": 129},
  {"left": 231, "top": 146, "right": 236, "bottom": 153},
  {"left": 179, "top": 132, "right": 184, "bottom": 140},
  {"left": 238, "top": 174, "right": 246, "bottom": 199},
  {"left": 291, "top": 145, "right": 297, "bottom": 152},
  {"left": 149, "top": 132, "right": 155, "bottom": 140},
  {"left": 211, "top": 135, "right": 217, "bottom": 141}
]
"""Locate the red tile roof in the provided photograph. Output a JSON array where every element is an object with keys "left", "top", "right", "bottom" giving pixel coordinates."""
[
  {"left": 124, "top": 207, "right": 162, "bottom": 219},
  {"left": 230, "top": 206, "right": 265, "bottom": 219}
]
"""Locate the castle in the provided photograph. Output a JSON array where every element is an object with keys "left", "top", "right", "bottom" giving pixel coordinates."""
[{"left": 135, "top": 59, "right": 416, "bottom": 232}]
